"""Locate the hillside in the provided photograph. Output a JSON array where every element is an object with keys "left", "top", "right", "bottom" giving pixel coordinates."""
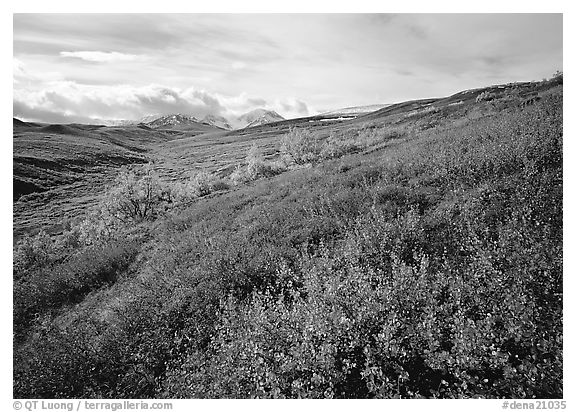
[
  {"left": 13, "top": 77, "right": 563, "bottom": 399},
  {"left": 13, "top": 121, "right": 176, "bottom": 237},
  {"left": 320, "top": 104, "right": 391, "bottom": 118},
  {"left": 13, "top": 78, "right": 563, "bottom": 238}
]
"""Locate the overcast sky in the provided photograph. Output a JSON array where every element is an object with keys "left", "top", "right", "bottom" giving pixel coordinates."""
[{"left": 13, "top": 13, "right": 563, "bottom": 123}]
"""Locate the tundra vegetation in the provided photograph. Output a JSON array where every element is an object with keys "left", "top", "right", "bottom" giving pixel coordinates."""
[{"left": 13, "top": 81, "right": 562, "bottom": 399}]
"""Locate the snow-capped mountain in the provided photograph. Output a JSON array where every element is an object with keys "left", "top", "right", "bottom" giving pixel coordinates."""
[
  {"left": 235, "top": 109, "right": 285, "bottom": 129},
  {"left": 201, "top": 114, "right": 233, "bottom": 130},
  {"left": 144, "top": 114, "right": 200, "bottom": 129},
  {"left": 96, "top": 109, "right": 286, "bottom": 130},
  {"left": 138, "top": 114, "right": 166, "bottom": 124}
]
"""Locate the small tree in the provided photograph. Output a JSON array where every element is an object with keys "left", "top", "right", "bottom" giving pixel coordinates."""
[
  {"left": 280, "top": 128, "right": 323, "bottom": 165},
  {"left": 190, "top": 171, "right": 214, "bottom": 197},
  {"left": 103, "top": 165, "right": 163, "bottom": 223}
]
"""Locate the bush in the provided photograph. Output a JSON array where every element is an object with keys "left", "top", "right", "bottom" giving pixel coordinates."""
[
  {"left": 168, "top": 171, "right": 229, "bottom": 204},
  {"left": 476, "top": 91, "right": 496, "bottom": 103},
  {"left": 230, "top": 144, "right": 287, "bottom": 185},
  {"left": 14, "top": 239, "right": 141, "bottom": 337},
  {"left": 280, "top": 128, "right": 324, "bottom": 165},
  {"left": 14, "top": 227, "right": 84, "bottom": 279},
  {"left": 103, "top": 165, "right": 165, "bottom": 223},
  {"left": 319, "top": 132, "right": 360, "bottom": 160},
  {"left": 13, "top": 230, "right": 55, "bottom": 278}
]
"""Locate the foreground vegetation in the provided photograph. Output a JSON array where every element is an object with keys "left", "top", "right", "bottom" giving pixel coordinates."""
[{"left": 13, "top": 85, "right": 562, "bottom": 398}]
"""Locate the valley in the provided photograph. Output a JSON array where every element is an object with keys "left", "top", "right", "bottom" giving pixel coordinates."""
[{"left": 13, "top": 79, "right": 555, "bottom": 239}]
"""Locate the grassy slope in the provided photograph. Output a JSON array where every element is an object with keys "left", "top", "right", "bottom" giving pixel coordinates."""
[
  {"left": 13, "top": 123, "right": 180, "bottom": 237},
  {"left": 13, "top": 80, "right": 563, "bottom": 398}
]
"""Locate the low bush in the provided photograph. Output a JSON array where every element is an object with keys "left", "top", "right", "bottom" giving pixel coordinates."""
[
  {"left": 476, "top": 91, "right": 497, "bottom": 103},
  {"left": 280, "top": 128, "right": 324, "bottom": 165},
  {"left": 14, "top": 239, "right": 141, "bottom": 338},
  {"left": 170, "top": 171, "right": 228, "bottom": 204},
  {"left": 230, "top": 144, "right": 287, "bottom": 185}
]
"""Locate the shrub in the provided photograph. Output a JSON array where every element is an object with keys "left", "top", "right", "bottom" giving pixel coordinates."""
[
  {"left": 103, "top": 165, "right": 164, "bottom": 223},
  {"left": 13, "top": 230, "right": 55, "bottom": 278},
  {"left": 320, "top": 133, "right": 360, "bottom": 160},
  {"left": 190, "top": 171, "right": 214, "bottom": 197},
  {"left": 77, "top": 206, "right": 126, "bottom": 246},
  {"left": 280, "top": 128, "right": 324, "bottom": 165},
  {"left": 169, "top": 171, "right": 228, "bottom": 204},
  {"left": 230, "top": 144, "right": 287, "bottom": 185},
  {"left": 476, "top": 91, "right": 496, "bottom": 103},
  {"left": 14, "top": 227, "right": 84, "bottom": 279},
  {"left": 211, "top": 179, "right": 231, "bottom": 192},
  {"left": 14, "top": 239, "right": 141, "bottom": 337}
]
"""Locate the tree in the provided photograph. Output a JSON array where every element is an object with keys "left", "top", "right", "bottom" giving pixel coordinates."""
[{"left": 103, "top": 165, "right": 163, "bottom": 223}]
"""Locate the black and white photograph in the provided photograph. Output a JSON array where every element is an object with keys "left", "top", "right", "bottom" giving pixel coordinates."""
[{"left": 10, "top": 9, "right": 565, "bottom": 406}]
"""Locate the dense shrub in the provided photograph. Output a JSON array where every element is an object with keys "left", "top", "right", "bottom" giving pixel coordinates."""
[
  {"left": 280, "top": 128, "right": 324, "bottom": 164},
  {"left": 319, "top": 132, "right": 361, "bottom": 160},
  {"left": 170, "top": 171, "right": 228, "bottom": 202},
  {"left": 280, "top": 126, "right": 394, "bottom": 166},
  {"left": 161, "top": 92, "right": 562, "bottom": 398},
  {"left": 14, "top": 239, "right": 141, "bottom": 337},
  {"left": 14, "top": 227, "right": 84, "bottom": 280},
  {"left": 230, "top": 144, "right": 286, "bottom": 185},
  {"left": 13, "top": 230, "right": 57, "bottom": 278}
]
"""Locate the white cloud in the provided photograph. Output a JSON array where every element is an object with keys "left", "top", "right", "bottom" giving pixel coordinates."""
[
  {"left": 13, "top": 58, "right": 25, "bottom": 77},
  {"left": 272, "top": 97, "right": 310, "bottom": 118},
  {"left": 13, "top": 58, "right": 64, "bottom": 88},
  {"left": 13, "top": 75, "right": 312, "bottom": 124},
  {"left": 231, "top": 61, "right": 247, "bottom": 70},
  {"left": 60, "top": 51, "right": 148, "bottom": 63}
]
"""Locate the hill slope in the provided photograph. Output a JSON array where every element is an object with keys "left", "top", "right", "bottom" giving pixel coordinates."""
[
  {"left": 13, "top": 122, "right": 175, "bottom": 237},
  {"left": 13, "top": 78, "right": 563, "bottom": 399}
]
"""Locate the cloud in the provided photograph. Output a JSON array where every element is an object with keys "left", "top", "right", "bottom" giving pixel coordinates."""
[
  {"left": 276, "top": 98, "right": 309, "bottom": 118},
  {"left": 60, "top": 51, "right": 147, "bottom": 63},
  {"left": 14, "top": 14, "right": 561, "bottom": 124},
  {"left": 13, "top": 100, "right": 96, "bottom": 124},
  {"left": 405, "top": 24, "right": 428, "bottom": 39},
  {"left": 13, "top": 58, "right": 25, "bottom": 76},
  {"left": 213, "top": 93, "right": 310, "bottom": 119},
  {"left": 14, "top": 81, "right": 225, "bottom": 123},
  {"left": 231, "top": 61, "right": 247, "bottom": 70},
  {"left": 13, "top": 74, "right": 311, "bottom": 124}
]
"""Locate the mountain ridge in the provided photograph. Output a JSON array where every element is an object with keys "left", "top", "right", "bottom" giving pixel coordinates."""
[{"left": 97, "top": 109, "right": 286, "bottom": 130}]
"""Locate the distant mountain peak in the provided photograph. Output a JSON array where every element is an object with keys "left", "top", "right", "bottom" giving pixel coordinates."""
[
  {"left": 201, "top": 114, "right": 233, "bottom": 130},
  {"left": 144, "top": 113, "right": 200, "bottom": 128},
  {"left": 94, "top": 109, "right": 286, "bottom": 131},
  {"left": 236, "top": 109, "right": 285, "bottom": 129}
]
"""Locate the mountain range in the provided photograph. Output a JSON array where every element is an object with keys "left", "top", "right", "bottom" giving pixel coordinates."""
[{"left": 97, "top": 109, "right": 285, "bottom": 131}]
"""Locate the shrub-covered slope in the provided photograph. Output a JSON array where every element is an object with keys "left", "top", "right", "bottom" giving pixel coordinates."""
[{"left": 13, "top": 84, "right": 562, "bottom": 399}]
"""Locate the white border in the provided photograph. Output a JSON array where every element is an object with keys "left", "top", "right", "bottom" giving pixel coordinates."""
[{"left": 3, "top": 3, "right": 572, "bottom": 411}]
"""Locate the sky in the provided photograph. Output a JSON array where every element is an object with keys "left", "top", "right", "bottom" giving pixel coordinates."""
[{"left": 13, "top": 13, "right": 563, "bottom": 124}]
